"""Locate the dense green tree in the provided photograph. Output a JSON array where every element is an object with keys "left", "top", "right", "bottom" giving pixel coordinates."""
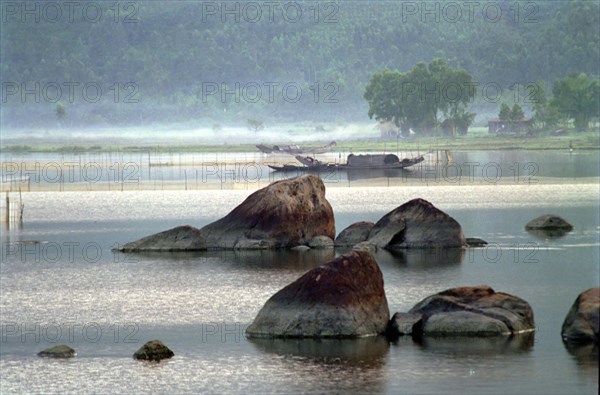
[
  {"left": 551, "top": 73, "right": 600, "bottom": 130},
  {"left": 499, "top": 103, "right": 512, "bottom": 120},
  {"left": 364, "top": 59, "right": 475, "bottom": 136},
  {"left": 510, "top": 104, "right": 525, "bottom": 120}
]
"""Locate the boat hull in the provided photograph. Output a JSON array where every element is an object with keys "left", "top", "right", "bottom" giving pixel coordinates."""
[{"left": 268, "top": 156, "right": 424, "bottom": 172}]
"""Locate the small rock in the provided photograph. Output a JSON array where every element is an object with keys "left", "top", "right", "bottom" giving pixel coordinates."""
[
  {"left": 386, "top": 312, "right": 423, "bottom": 338},
  {"left": 561, "top": 288, "right": 599, "bottom": 344},
  {"left": 38, "top": 344, "right": 76, "bottom": 358},
  {"left": 133, "top": 340, "right": 174, "bottom": 361},
  {"left": 466, "top": 237, "right": 488, "bottom": 247},
  {"left": 307, "top": 236, "right": 334, "bottom": 249},
  {"left": 352, "top": 242, "right": 377, "bottom": 253},
  {"left": 334, "top": 221, "right": 374, "bottom": 247},
  {"left": 525, "top": 215, "right": 573, "bottom": 230}
]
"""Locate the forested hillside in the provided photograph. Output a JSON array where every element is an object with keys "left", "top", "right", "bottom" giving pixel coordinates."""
[{"left": 1, "top": 0, "right": 598, "bottom": 128}]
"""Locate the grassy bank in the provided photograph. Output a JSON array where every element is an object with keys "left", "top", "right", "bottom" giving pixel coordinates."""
[{"left": 2, "top": 130, "right": 599, "bottom": 154}]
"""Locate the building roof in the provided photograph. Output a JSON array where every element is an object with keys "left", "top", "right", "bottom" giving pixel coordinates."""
[{"left": 488, "top": 117, "right": 531, "bottom": 123}]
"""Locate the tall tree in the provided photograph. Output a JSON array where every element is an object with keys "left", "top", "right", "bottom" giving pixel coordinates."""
[
  {"left": 499, "top": 103, "right": 511, "bottom": 120},
  {"left": 510, "top": 104, "right": 525, "bottom": 120},
  {"left": 364, "top": 59, "right": 475, "bottom": 136},
  {"left": 551, "top": 73, "right": 600, "bottom": 130}
]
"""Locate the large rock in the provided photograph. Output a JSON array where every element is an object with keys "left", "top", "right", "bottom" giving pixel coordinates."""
[
  {"left": 38, "top": 344, "right": 76, "bottom": 358},
  {"left": 387, "top": 286, "right": 535, "bottom": 338},
  {"left": 201, "top": 175, "right": 335, "bottom": 249},
  {"left": 246, "top": 251, "right": 390, "bottom": 338},
  {"left": 334, "top": 221, "right": 374, "bottom": 247},
  {"left": 119, "top": 175, "right": 335, "bottom": 251},
  {"left": 561, "top": 288, "right": 599, "bottom": 344},
  {"left": 367, "top": 198, "right": 466, "bottom": 249},
  {"left": 133, "top": 340, "right": 174, "bottom": 361}
]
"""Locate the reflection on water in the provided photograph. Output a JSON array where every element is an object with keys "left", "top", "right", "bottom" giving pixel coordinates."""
[
  {"left": 383, "top": 248, "right": 466, "bottom": 267},
  {"left": 249, "top": 336, "right": 390, "bottom": 367},
  {"left": 2, "top": 150, "right": 598, "bottom": 190},
  {"left": 563, "top": 341, "right": 599, "bottom": 371},
  {"left": 526, "top": 228, "right": 572, "bottom": 239},
  {"left": 417, "top": 333, "right": 535, "bottom": 356},
  {"left": 132, "top": 248, "right": 336, "bottom": 271}
]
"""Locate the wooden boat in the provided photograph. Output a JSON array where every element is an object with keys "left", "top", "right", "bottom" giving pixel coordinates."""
[
  {"left": 256, "top": 141, "right": 336, "bottom": 155},
  {"left": 268, "top": 153, "right": 425, "bottom": 172}
]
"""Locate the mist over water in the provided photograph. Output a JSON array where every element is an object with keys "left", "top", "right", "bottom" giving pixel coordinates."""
[{"left": 0, "top": 124, "right": 375, "bottom": 145}]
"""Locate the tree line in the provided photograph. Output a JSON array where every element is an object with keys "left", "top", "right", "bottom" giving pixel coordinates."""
[
  {"left": 1, "top": 0, "right": 598, "bottom": 127},
  {"left": 365, "top": 63, "right": 599, "bottom": 136}
]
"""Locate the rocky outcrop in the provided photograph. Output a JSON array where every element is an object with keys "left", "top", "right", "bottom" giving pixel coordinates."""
[
  {"left": 561, "top": 288, "right": 599, "bottom": 344},
  {"left": 367, "top": 198, "right": 466, "bottom": 249},
  {"left": 246, "top": 251, "right": 389, "bottom": 338},
  {"left": 38, "top": 344, "right": 76, "bottom": 358},
  {"left": 387, "top": 286, "right": 535, "bottom": 338},
  {"left": 334, "top": 221, "right": 374, "bottom": 247},
  {"left": 525, "top": 215, "right": 573, "bottom": 230},
  {"left": 119, "top": 175, "right": 335, "bottom": 251},
  {"left": 133, "top": 340, "right": 174, "bottom": 361},
  {"left": 119, "top": 225, "right": 206, "bottom": 252}
]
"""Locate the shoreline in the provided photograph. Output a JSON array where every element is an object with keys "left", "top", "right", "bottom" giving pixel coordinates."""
[
  {"left": 2, "top": 130, "right": 599, "bottom": 153},
  {"left": 2, "top": 176, "right": 599, "bottom": 193}
]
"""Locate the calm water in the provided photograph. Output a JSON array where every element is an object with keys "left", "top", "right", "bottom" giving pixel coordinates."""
[
  {"left": 2, "top": 150, "right": 599, "bottom": 188},
  {"left": 0, "top": 170, "right": 598, "bottom": 393}
]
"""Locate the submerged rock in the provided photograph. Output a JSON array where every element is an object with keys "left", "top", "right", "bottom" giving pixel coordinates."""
[
  {"left": 133, "top": 340, "right": 174, "bottom": 361},
  {"left": 334, "top": 221, "right": 374, "bottom": 247},
  {"left": 367, "top": 198, "right": 466, "bottom": 249},
  {"left": 525, "top": 215, "right": 573, "bottom": 230},
  {"left": 399, "top": 285, "right": 535, "bottom": 337},
  {"left": 246, "top": 251, "right": 389, "bottom": 338},
  {"left": 561, "top": 288, "right": 599, "bottom": 344},
  {"left": 119, "top": 175, "right": 335, "bottom": 251},
  {"left": 38, "top": 344, "right": 76, "bottom": 358}
]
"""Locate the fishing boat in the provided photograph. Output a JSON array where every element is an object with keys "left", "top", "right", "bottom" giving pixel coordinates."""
[
  {"left": 256, "top": 141, "right": 336, "bottom": 155},
  {"left": 268, "top": 153, "right": 425, "bottom": 172}
]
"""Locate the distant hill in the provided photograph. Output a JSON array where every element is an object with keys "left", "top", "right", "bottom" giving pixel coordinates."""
[{"left": 1, "top": 0, "right": 598, "bottom": 128}]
